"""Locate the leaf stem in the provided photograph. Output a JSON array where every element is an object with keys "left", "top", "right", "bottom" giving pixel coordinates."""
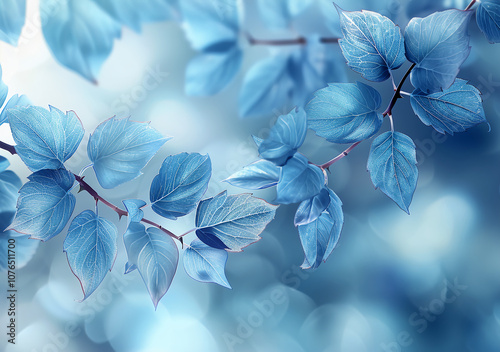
[
  {"left": 465, "top": 0, "right": 477, "bottom": 11},
  {"left": 246, "top": 33, "right": 339, "bottom": 46},
  {"left": 382, "top": 63, "right": 416, "bottom": 117},
  {"left": 180, "top": 228, "right": 197, "bottom": 238},
  {"left": 0, "top": 141, "right": 17, "bottom": 155},
  {"left": 320, "top": 141, "right": 362, "bottom": 170}
]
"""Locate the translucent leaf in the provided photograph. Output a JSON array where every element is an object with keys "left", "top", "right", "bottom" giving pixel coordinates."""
[
  {"left": 404, "top": 9, "right": 472, "bottom": 93},
  {"left": 122, "top": 199, "right": 147, "bottom": 225},
  {"left": 0, "top": 66, "right": 7, "bottom": 111},
  {"left": 257, "top": 0, "right": 313, "bottom": 28},
  {"left": 259, "top": 107, "right": 307, "bottom": 166},
  {"left": 0, "top": 231, "right": 39, "bottom": 271},
  {"left": 276, "top": 153, "right": 325, "bottom": 205},
  {"left": 367, "top": 132, "right": 418, "bottom": 214},
  {"left": 336, "top": 6, "right": 406, "bottom": 82},
  {"left": 410, "top": 79, "right": 487, "bottom": 135},
  {"left": 0, "top": 0, "right": 26, "bottom": 46},
  {"left": 195, "top": 191, "right": 278, "bottom": 251},
  {"left": 123, "top": 222, "right": 179, "bottom": 308},
  {"left": 180, "top": 0, "right": 239, "bottom": 51},
  {"left": 40, "top": 0, "right": 121, "bottom": 82},
  {"left": 64, "top": 210, "right": 118, "bottom": 300},
  {"left": 298, "top": 189, "right": 343, "bottom": 269},
  {"left": 150, "top": 153, "right": 211, "bottom": 220},
  {"left": 239, "top": 55, "right": 294, "bottom": 118},
  {"left": 224, "top": 159, "right": 280, "bottom": 190},
  {"left": 185, "top": 45, "right": 242, "bottom": 96},
  {"left": 477, "top": 1, "right": 500, "bottom": 43},
  {"left": 306, "top": 82, "right": 383, "bottom": 144},
  {"left": 0, "top": 94, "right": 31, "bottom": 126},
  {"left": 10, "top": 169, "right": 76, "bottom": 241},
  {"left": 184, "top": 238, "right": 231, "bottom": 288},
  {"left": 88, "top": 117, "right": 169, "bottom": 189},
  {"left": 0, "top": 157, "right": 21, "bottom": 230},
  {"left": 8, "top": 105, "right": 84, "bottom": 172},
  {"left": 294, "top": 188, "right": 330, "bottom": 226}
]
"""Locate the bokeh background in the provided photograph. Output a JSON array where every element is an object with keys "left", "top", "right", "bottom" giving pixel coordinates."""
[{"left": 1, "top": 0, "right": 500, "bottom": 351}]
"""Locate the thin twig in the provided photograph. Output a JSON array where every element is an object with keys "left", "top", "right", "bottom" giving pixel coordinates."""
[
  {"left": 0, "top": 141, "right": 17, "bottom": 155},
  {"left": 246, "top": 33, "right": 339, "bottom": 46},
  {"left": 320, "top": 142, "right": 362, "bottom": 170}
]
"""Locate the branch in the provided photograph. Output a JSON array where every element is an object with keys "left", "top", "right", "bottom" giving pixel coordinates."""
[
  {"left": 320, "top": 141, "right": 362, "bottom": 170},
  {"left": 246, "top": 33, "right": 339, "bottom": 46},
  {"left": 465, "top": 0, "right": 477, "bottom": 11},
  {"left": 0, "top": 140, "right": 182, "bottom": 244},
  {"left": 382, "top": 63, "right": 416, "bottom": 116}
]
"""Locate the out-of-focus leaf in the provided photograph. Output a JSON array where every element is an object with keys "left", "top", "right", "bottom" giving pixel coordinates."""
[
  {"left": 184, "top": 238, "right": 230, "bottom": 288},
  {"left": 0, "top": 0, "right": 26, "bottom": 46},
  {"left": 9, "top": 169, "right": 76, "bottom": 241},
  {"left": 306, "top": 82, "right": 383, "bottom": 144},
  {"left": 367, "top": 132, "right": 418, "bottom": 214},
  {"left": 257, "top": 0, "right": 313, "bottom": 28},
  {"left": 8, "top": 105, "right": 84, "bottom": 172},
  {"left": 298, "top": 188, "right": 343, "bottom": 269},
  {"left": 410, "top": 79, "right": 487, "bottom": 135},
  {"left": 88, "top": 117, "right": 169, "bottom": 189},
  {"left": 337, "top": 6, "right": 406, "bottom": 82},
  {"left": 276, "top": 153, "right": 325, "bottom": 205},
  {"left": 123, "top": 222, "right": 178, "bottom": 308},
  {"left": 0, "top": 157, "right": 21, "bottom": 230},
  {"left": 150, "top": 153, "right": 211, "bottom": 220},
  {"left": 259, "top": 107, "right": 307, "bottom": 166},
  {"left": 477, "top": 1, "right": 500, "bottom": 43},
  {"left": 404, "top": 9, "right": 472, "bottom": 93},
  {"left": 224, "top": 159, "right": 280, "bottom": 190},
  {"left": 64, "top": 210, "right": 117, "bottom": 300},
  {"left": 0, "top": 66, "right": 8, "bottom": 112},
  {"left": 0, "top": 231, "right": 39, "bottom": 271},
  {"left": 195, "top": 191, "right": 278, "bottom": 251},
  {"left": 294, "top": 188, "right": 330, "bottom": 226}
]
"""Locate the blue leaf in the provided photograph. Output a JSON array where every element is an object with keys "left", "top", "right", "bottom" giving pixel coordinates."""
[
  {"left": 195, "top": 191, "right": 278, "bottom": 251},
  {"left": 410, "top": 79, "right": 487, "bottom": 135},
  {"left": 40, "top": 0, "right": 121, "bottom": 82},
  {"left": 8, "top": 105, "right": 84, "bottom": 172},
  {"left": 9, "top": 169, "right": 76, "bottom": 241},
  {"left": 195, "top": 228, "right": 229, "bottom": 250},
  {"left": 88, "top": 117, "right": 169, "bottom": 189},
  {"left": 294, "top": 188, "right": 331, "bottom": 226},
  {"left": 0, "top": 0, "right": 26, "bottom": 46},
  {"left": 404, "top": 9, "right": 472, "bottom": 93},
  {"left": 64, "top": 210, "right": 117, "bottom": 300},
  {"left": 0, "top": 94, "right": 31, "bottom": 126},
  {"left": 150, "top": 153, "right": 211, "bottom": 220},
  {"left": 184, "top": 238, "right": 231, "bottom": 288},
  {"left": 93, "top": 0, "right": 178, "bottom": 32},
  {"left": 123, "top": 222, "right": 179, "bottom": 308},
  {"left": 306, "top": 82, "right": 383, "bottom": 144},
  {"left": 259, "top": 107, "right": 307, "bottom": 166},
  {"left": 0, "top": 157, "right": 21, "bottom": 230},
  {"left": 239, "top": 55, "right": 294, "bottom": 118},
  {"left": 252, "top": 136, "right": 264, "bottom": 148},
  {"left": 367, "top": 132, "right": 418, "bottom": 214},
  {"left": 180, "top": 0, "right": 239, "bottom": 51},
  {"left": 276, "top": 153, "right": 326, "bottom": 205},
  {"left": 336, "top": 6, "right": 406, "bottom": 82},
  {"left": 0, "top": 66, "right": 7, "bottom": 110},
  {"left": 0, "top": 231, "right": 39, "bottom": 271},
  {"left": 257, "top": 0, "right": 313, "bottom": 28},
  {"left": 224, "top": 159, "right": 280, "bottom": 190},
  {"left": 477, "top": 1, "right": 500, "bottom": 43},
  {"left": 123, "top": 199, "right": 147, "bottom": 225},
  {"left": 298, "top": 188, "right": 343, "bottom": 269},
  {"left": 186, "top": 45, "right": 242, "bottom": 96}
]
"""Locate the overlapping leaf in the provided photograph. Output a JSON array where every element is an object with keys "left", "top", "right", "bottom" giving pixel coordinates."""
[
  {"left": 294, "top": 188, "right": 331, "bottom": 226},
  {"left": 8, "top": 105, "right": 84, "bottom": 172},
  {"left": 64, "top": 210, "right": 117, "bottom": 300},
  {"left": 477, "top": 1, "right": 500, "bottom": 43},
  {"left": 259, "top": 108, "right": 307, "bottom": 166},
  {"left": 150, "top": 153, "right": 211, "bottom": 220},
  {"left": 184, "top": 239, "right": 230, "bottom": 288},
  {"left": 298, "top": 189, "right": 343, "bottom": 269},
  {"left": 123, "top": 199, "right": 147, "bottom": 225},
  {"left": 9, "top": 169, "right": 76, "bottom": 241},
  {"left": 404, "top": 9, "right": 472, "bottom": 93},
  {"left": 0, "top": 0, "right": 26, "bottom": 46},
  {"left": 337, "top": 7, "right": 405, "bottom": 82},
  {"left": 88, "top": 117, "right": 169, "bottom": 189},
  {"left": 410, "top": 79, "right": 487, "bottom": 135},
  {"left": 306, "top": 82, "right": 383, "bottom": 144},
  {"left": 367, "top": 132, "right": 418, "bottom": 213},
  {"left": 0, "top": 94, "right": 31, "bottom": 126},
  {"left": 224, "top": 159, "right": 280, "bottom": 190},
  {"left": 123, "top": 222, "right": 179, "bottom": 308},
  {"left": 195, "top": 191, "right": 278, "bottom": 252},
  {"left": 276, "top": 154, "right": 325, "bottom": 205}
]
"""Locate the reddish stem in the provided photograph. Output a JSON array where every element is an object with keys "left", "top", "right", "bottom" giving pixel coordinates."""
[
  {"left": 320, "top": 142, "right": 362, "bottom": 170},
  {"left": 246, "top": 34, "right": 339, "bottom": 46}
]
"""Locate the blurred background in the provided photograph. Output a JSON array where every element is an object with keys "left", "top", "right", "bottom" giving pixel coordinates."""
[{"left": 0, "top": 0, "right": 499, "bottom": 351}]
